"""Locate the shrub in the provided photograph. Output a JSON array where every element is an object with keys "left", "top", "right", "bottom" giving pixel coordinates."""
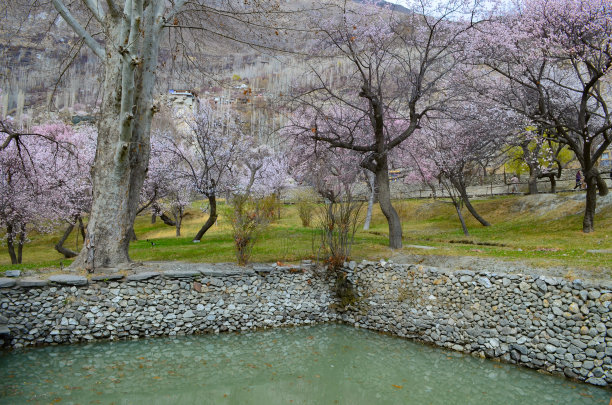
[
  {"left": 295, "top": 189, "right": 317, "bottom": 227},
  {"left": 313, "top": 195, "right": 364, "bottom": 310},
  {"left": 230, "top": 194, "right": 270, "bottom": 265}
]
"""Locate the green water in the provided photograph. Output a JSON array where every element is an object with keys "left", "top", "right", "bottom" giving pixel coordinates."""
[{"left": 0, "top": 324, "right": 609, "bottom": 405}]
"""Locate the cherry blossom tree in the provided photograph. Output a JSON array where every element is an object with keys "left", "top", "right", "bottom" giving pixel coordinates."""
[
  {"left": 288, "top": 0, "right": 481, "bottom": 248},
  {"left": 162, "top": 104, "right": 245, "bottom": 242},
  {"left": 49, "top": 124, "right": 96, "bottom": 258},
  {"left": 402, "top": 111, "right": 506, "bottom": 234},
  {"left": 0, "top": 121, "right": 92, "bottom": 263},
  {"left": 471, "top": 0, "right": 612, "bottom": 232}
]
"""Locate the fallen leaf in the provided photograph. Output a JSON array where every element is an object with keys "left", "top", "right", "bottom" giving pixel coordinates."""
[{"left": 391, "top": 384, "right": 403, "bottom": 389}]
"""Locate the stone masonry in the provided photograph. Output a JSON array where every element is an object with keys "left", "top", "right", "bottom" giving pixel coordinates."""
[{"left": 0, "top": 260, "right": 610, "bottom": 388}]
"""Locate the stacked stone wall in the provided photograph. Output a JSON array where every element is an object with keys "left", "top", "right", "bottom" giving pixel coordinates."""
[
  {"left": 342, "top": 261, "right": 612, "bottom": 387},
  {"left": 1, "top": 261, "right": 610, "bottom": 388},
  {"left": 0, "top": 266, "right": 336, "bottom": 348}
]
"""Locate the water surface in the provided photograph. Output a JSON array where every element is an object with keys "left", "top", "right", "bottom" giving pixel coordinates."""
[{"left": 0, "top": 324, "right": 609, "bottom": 404}]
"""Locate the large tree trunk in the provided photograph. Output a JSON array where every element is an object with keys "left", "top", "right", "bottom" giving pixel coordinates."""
[
  {"left": 193, "top": 194, "right": 218, "bottom": 241},
  {"left": 596, "top": 172, "right": 609, "bottom": 196},
  {"left": 527, "top": 168, "right": 538, "bottom": 195},
  {"left": 363, "top": 171, "right": 376, "bottom": 231},
  {"left": 77, "top": 216, "right": 86, "bottom": 240},
  {"left": 583, "top": 173, "right": 597, "bottom": 233},
  {"left": 548, "top": 174, "right": 557, "bottom": 193},
  {"left": 6, "top": 224, "right": 18, "bottom": 264},
  {"left": 55, "top": 221, "right": 78, "bottom": 258},
  {"left": 374, "top": 160, "right": 402, "bottom": 249},
  {"left": 453, "top": 178, "right": 490, "bottom": 227},
  {"left": 66, "top": 2, "right": 165, "bottom": 272},
  {"left": 454, "top": 202, "right": 469, "bottom": 236},
  {"left": 17, "top": 230, "right": 25, "bottom": 264},
  {"left": 172, "top": 207, "right": 183, "bottom": 237}
]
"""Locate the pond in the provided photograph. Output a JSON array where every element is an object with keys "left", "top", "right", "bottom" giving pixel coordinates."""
[{"left": 0, "top": 324, "right": 609, "bottom": 404}]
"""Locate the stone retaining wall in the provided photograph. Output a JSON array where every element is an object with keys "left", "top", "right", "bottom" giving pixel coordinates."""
[
  {"left": 341, "top": 261, "right": 612, "bottom": 387},
  {"left": 1, "top": 261, "right": 611, "bottom": 388},
  {"left": 0, "top": 265, "right": 336, "bottom": 348}
]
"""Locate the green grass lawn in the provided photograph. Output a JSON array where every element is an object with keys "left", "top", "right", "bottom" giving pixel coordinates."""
[{"left": 1, "top": 193, "right": 611, "bottom": 276}]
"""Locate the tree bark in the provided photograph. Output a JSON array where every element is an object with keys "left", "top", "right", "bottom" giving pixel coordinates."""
[
  {"left": 583, "top": 174, "right": 597, "bottom": 233},
  {"left": 172, "top": 207, "right": 183, "bottom": 237},
  {"left": 527, "top": 169, "right": 538, "bottom": 195},
  {"left": 193, "top": 194, "right": 218, "bottom": 241},
  {"left": 453, "top": 178, "right": 490, "bottom": 226},
  {"left": 454, "top": 202, "right": 469, "bottom": 236},
  {"left": 17, "top": 230, "right": 25, "bottom": 264},
  {"left": 374, "top": 160, "right": 402, "bottom": 249},
  {"left": 6, "top": 224, "right": 17, "bottom": 264},
  {"left": 363, "top": 171, "right": 376, "bottom": 231},
  {"left": 159, "top": 213, "right": 176, "bottom": 226},
  {"left": 78, "top": 216, "right": 86, "bottom": 240},
  {"left": 151, "top": 213, "right": 156, "bottom": 224},
  {"left": 64, "top": 0, "right": 166, "bottom": 272},
  {"left": 55, "top": 221, "right": 78, "bottom": 258},
  {"left": 596, "top": 172, "right": 609, "bottom": 196}
]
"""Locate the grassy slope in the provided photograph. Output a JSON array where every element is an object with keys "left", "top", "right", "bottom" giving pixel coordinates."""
[{"left": 1, "top": 193, "right": 611, "bottom": 276}]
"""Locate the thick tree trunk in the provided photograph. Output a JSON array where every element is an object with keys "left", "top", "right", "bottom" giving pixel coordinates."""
[
  {"left": 375, "top": 161, "right": 402, "bottom": 249},
  {"left": 67, "top": 3, "right": 165, "bottom": 272},
  {"left": 527, "top": 169, "right": 538, "bottom": 195},
  {"left": 193, "top": 194, "right": 218, "bottom": 241},
  {"left": 363, "top": 171, "right": 376, "bottom": 231},
  {"left": 453, "top": 179, "right": 490, "bottom": 226},
  {"left": 78, "top": 216, "right": 86, "bottom": 240},
  {"left": 583, "top": 173, "right": 598, "bottom": 233},
  {"left": 151, "top": 213, "right": 157, "bottom": 224},
  {"left": 175, "top": 218, "right": 182, "bottom": 237},
  {"left": 596, "top": 172, "right": 609, "bottom": 197},
  {"left": 172, "top": 207, "right": 183, "bottom": 237},
  {"left": 454, "top": 202, "right": 469, "bottom": 236},
  {"left": 17, "top": 230, "right": 25, "bottom": 264},
  {"left": 549, "top": 175, "right": 557, "bottom": 193},
  {"left": 55, "top": 221, "right": 78, "bottom": 258},
  {"left": 6, "top": 224, "right": 17, "bottom": 264}
]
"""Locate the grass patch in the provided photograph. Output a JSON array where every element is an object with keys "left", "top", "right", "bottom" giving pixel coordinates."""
[{"left": 1, "top": 194, "right": 610, "bottom": 277}]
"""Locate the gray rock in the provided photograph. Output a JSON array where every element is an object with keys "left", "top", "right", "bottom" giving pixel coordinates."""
[
  {"left": 126, "top": 272, "right": 160, "bottom": 281},
  {"left": 91, "top": 274, "right": 124, "bottom": 281},
  {"left": 201, "top": 268, "right": 251, "bottom": 276},
  {"left": 162, "top": 270, "right": 201, "bottom": 278},
  {"left": 0, "top": 325, "right": 10, "bottom": 335},
  {"left": 49, "top": 275, "right": 88, "bottom": 286},
  {"left": 253, "top": 266, "right": 273, "bottom": 274},
  {"left": 585, "top": 377, "right": 607, "bottom": 386},
  {"left": 477, "top": 277, "right": 492, "bottom": 288},
  {"left": 588, "top": 290, "right": 601, "bottom": 300},
  {"left": 17, "top": 278, "right": 48, "bottom": 287},
  {"left": 511, "top": 344, "right": 528, "bottom": 355},
  {"left": 4, "top": 270, "right": 21, "bottom": 277},
  {"left": 0, "top": 278, "right": 16, "bottom": 288},
  {"left": 460, "top": 275, "right": 473, "bottom": 283}
]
